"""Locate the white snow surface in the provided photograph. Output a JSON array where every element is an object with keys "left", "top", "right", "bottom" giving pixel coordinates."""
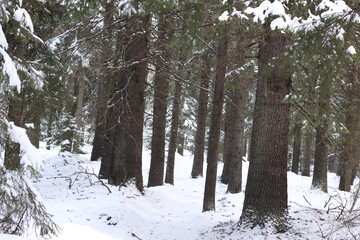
[
  {"left": 14, "top": 8, "right": 34, "bottom": 33},
  {"left": 3, "top": 144, "right": 359, "bottom": 240}
]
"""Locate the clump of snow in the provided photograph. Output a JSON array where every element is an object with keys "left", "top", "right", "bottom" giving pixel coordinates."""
[
  {"left": 242, "top": 0, "right": 360, "bottom": 32},
  {"left": 347, "top": 46, "right": 356, "bottom": 55},
  {"left": 219, "top": 11, "right": 230, "bottom": 21},
  {"left": 14, "top": 8, "right": 34, "bottom": 33},
  {"left": 0, "top": 47, "right": 21, "bottom": 93},
  {"left": 7, "top": 121, "right": 43, "bottom": 170}
]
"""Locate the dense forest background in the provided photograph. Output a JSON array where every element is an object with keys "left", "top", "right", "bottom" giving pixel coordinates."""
[{"left": 0, "top": 0, "right": 360, "bottom": 238}]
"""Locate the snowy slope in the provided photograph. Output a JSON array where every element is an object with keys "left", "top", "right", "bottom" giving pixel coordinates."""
[{"left": 3, "top": 144, "right": 359, "bottom": 240}]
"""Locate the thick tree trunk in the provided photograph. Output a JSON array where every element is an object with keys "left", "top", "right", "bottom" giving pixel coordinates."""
[
  {"left": 148, "top": 16, "right": 171, "bottom": 187},
  {"left": 191, "top": 52, "right": 211, "bottom": 178},
  {"left": 108, "top": 16, "right": 149, "bottom": 192},
  {"left": 227, "top": 79, "right": 247, "bottom": 194},
  {"left": 301, "top": 130, "right": 313, "bottom": 177},
  {"left": 203, "top": 25, "right": 229, "bottom": 212},
  {"left": 99, "top": 97, "right": 117, "bottom": 179},
  {"left": 241, "top": 21, "right": 291, "bottom": 228},
  {"left": 291, "top": 123, "right": 302, "bottom": 174},
  {"left": 91, "top": 2, "right": 114, "bottom": 162}
]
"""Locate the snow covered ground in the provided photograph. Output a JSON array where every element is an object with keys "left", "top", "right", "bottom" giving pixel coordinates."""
[{"left": 2, "top": 144, "right": 359, "bottom": 240}]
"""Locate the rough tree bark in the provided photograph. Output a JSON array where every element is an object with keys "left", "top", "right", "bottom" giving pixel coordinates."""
[
  {"left": 241, "top": 21, "right": 291, "bottom": 228},
  {"left": 226, "top": 78, "right": 248, "bottom": 194},
  {"left": 221, "top": 99, "right": 232, "bottom": 184},
  {"left": 311, "top": 79, "right": 331, "bottom": 193},
  {"left": 164, "top": 79, "right": 183, "bottom": 185},
  {"left": 339, "top": 65, "right": 360, "bottom": 192},
  {"left": 108, "top": 15, "right": 149, "bottom": 192},
  {"left": 191, "top": 51, "right": 212, "bottom": 178},
  {"left": 203, "top": 24, "right": 229, "bottom": 212},
  {"left": 148, "top": 16, "right": 172, "bottom": 187},
  {"left": 91, "top": 1, "right": 114, "bottom": 162}
]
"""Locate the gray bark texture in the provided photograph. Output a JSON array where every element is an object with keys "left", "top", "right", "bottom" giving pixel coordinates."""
[
  {"left": 203, "top": 25, "right": 229, "bottom": 212},
  {"left": 148, "top": 16, "right": 172, "bottom": 187},
  {"left": 191, "top": 52, "right": 212, "bottom": 178},
  {"left": 241, "top": 21, "right": 291, "bottom": 228}
]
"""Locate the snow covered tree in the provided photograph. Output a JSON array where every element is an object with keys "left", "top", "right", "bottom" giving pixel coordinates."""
[{"left": 0, "top": 0, "right": 59, "bottom": 237}]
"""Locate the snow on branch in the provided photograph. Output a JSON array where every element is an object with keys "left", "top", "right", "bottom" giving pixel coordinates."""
[
  {"left": 224, "top": 0, "right": 360, "bottom": 32},
  {"left": 13, "top": 8, "right": 34, "bottom": 33},
  {"left": 7, "top": 121, "right": 43, "bottom": 170},
  {"left": 0, "top": 47, "right": 21, "bottom": 93},
  {"left": 0, "top": 25, "right": 8, "bottom": 49}
]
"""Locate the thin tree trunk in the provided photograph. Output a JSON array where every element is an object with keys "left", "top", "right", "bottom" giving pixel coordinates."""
[
  {"left": 165, "top": 80, "right": 182, "bottom": 185},
  {"left": 74, "top": 76, "right": 85, "bottom": 153},
  {"left": 312, "top": 81, "right": 330, "bottom": 193},
  {"left": 203, "top": 24, "right": 229, "bottom": 212},
  {"left": 291, "top": 123, "right": 302, "bottom": 174},
  {"left": 227, "top": 78, "right": 247, "bottom": 194},
  {"left": 177, "top": 130, "right": 185, "bottom": 156},
  {"left": 312, "top": 124, "right": 328, "bottom": 192},
  {"left": 301, "top": 130, "right": 313, "bottom": 177},
  {"left": 339, "top": 66, "right": 360, "bottom": 192},
  {"left": 241, "top": 21, "right": 291, "bottom": 228},
  {"left": 148, "top": 16, "right": 171, "bottom": 187},
  {"left": 191, "top": 52, "right": 211, "bottom": 178},
  {"left": 220, "top": 99, "right": 231, "bottom": 184}
]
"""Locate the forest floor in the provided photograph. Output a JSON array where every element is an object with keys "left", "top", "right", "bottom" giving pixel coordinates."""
[{"left": 2, "top": 144, "right": 360, "bottom": 240}]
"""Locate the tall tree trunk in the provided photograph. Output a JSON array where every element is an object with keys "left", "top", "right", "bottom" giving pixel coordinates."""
[
  {"left": 311, "top": 80, "right": 331, "bottom": 193},
  {"left": 108, "top": 15, "right": 149, "bottom": 192},
  {"left": 91, "top": 2, "right": 114, "bottom": 162},
  {"left": 220, "top": 99, "right": 232, "bottom": 184},
  {"left": 73, "top": 76, "right": 85, "bottom": 153},
  {"left": 241, "top": 21, "right": 291, "bottom": 228},
  {"left": 301, "top": 130, "right": 313, "bottom": 177},
  {"left": 227, "top": 78, "right": 247, "bottom": 194},
  {"left": 203, "top": 24, "right": 229, "bottom": 212},
  {"left": 148, "top": 16, "right": 171, "bottom": 187},
  {"left": 291, "top": 123, "right": 302, "bottom": 174},
  {"left": 191, "top": 52, "right": 211, "bottom": 178},
  {"left": 164, "top": 80, "right": 183, "bottom": 185},
  {"left": 339, "top": 65, "right": 360, "bottom": 192}
]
